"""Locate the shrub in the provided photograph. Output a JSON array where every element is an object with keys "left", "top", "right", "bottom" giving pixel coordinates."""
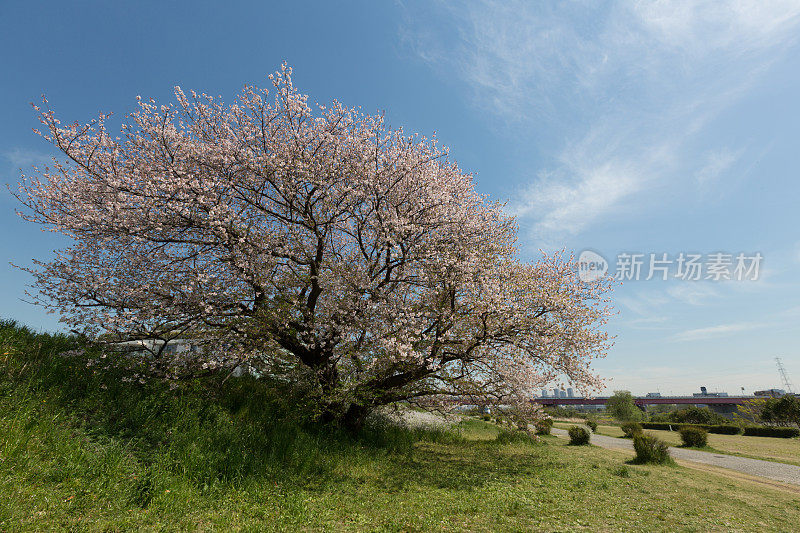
[
  {"left": 647, "top": 412, "right": 671, "bottom": 423},
  {"left": 742, "top": 426, "right": 800, "bottom": 438},
  {"left": 586, "top": 419, "right": 598, "bottom": 433},
  {"left": 639, "top": 422, "right": 741, "bottom": 434},
  {"left": 668, "top": 406, "right": 726, "bottom": 425},
  {"left": 534, "top": 418, "right": 553, "bottom": 435},
  {"left": 679, "top": 426, "right": 708, "bottom": 447},
  {"left": 568, "top": 425, "right": 591, "bottom": 445},
  {"left": 761, "top": 396, "right": 800, "bottom": 427},
  {"left": 481, "top": 414, "right": 491, "bottom": 421},
  {"left": 620, "top": 421, "right": 643, "bottom": 438},
  {"left": 633, "top": 434, "right": 672, "bottom": 464},
  {"left": 606, "top": 390, "right": 643, "bottom": 421}
]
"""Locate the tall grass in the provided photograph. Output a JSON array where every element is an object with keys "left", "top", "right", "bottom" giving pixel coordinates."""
[{"left": 0, "top": 319, "right": 464, "bottom": 507}]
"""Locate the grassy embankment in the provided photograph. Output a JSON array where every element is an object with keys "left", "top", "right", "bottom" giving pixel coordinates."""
[
  {"left": 2, "top": 320, "right": 799, "bottom": 531},
  {"left": 553, "top": 421, "right": 800, "bottom": 467}
]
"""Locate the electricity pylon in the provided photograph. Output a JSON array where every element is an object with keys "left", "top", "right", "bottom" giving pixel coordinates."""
[{"left": 775, "top": 357, "right": 795, "bottom": 394}]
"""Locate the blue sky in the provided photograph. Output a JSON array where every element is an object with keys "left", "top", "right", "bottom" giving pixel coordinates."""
[{"left": 2, "top": 0, "right": 799, "bottom": 395}]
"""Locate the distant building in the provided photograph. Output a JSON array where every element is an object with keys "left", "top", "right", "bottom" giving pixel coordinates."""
[
  {"left": 559, "top": 390, "right": 567, "bottom": 398},
  {"left": 754, "top": 389, "right": 786, "bottom": 397},
  {"left": 693, "top": 386, "right": 728, "bottom": 397},
  {"left": 553, "top": 388, "right": 559, "bottom": 398},
  {"left": 541, "top": 389, "right": 549, "bottom": 398},
  {"left": 112, "top": 338, "right": 200, "bottom": 356},
  {"left": 645, "top": 392, "right": 661, "bottom": 398},
  {"left": 567, "top": 388, "right": 574, "bottom": 398}
]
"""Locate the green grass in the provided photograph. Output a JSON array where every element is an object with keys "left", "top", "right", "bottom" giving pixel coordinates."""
[
  {"left": 2, "top": 320, "right": 800, "bottom": 531},
  {"left": 554, "top": 422, "right": 800, "bottom": 467}
]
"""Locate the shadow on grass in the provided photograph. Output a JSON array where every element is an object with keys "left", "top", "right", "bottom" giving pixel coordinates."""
[
  {"left": 376, "top": 440, "right": 565, "bottom": 492},
  {"left": 625, "top": 457, "right": 676, "bottom": 466}
]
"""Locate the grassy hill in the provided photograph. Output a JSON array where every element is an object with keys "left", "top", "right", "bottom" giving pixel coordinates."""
[{"left": 2, "top": 320, "right": 799, "bottom": 531}]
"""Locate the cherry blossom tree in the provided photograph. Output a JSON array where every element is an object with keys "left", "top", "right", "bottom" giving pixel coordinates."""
[{"left": 14, "top": 65, "right": 613, "bottom": 430}]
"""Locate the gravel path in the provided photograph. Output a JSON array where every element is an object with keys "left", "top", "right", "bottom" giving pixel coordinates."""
[
  {"left": 552, "top": 427, "right": 800, "bottom": 486},
  {"left": 376, "top": 406, "right": 459, "bottom": 429}
]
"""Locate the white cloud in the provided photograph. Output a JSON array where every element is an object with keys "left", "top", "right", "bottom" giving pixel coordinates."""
[
  {"left": 510, "top": 159, "right": 643, "bottom": 238},
  {"left": 666, "top": 283, "right": 719, "bottom": 306},
  {"left": 695, "top": 148, "right": 742, "bottom": 185},
  {"left": 616, "top": 290, "right": 671, "bottom": 316},
  {"left": 403, "top": 1, "right": 800, "bottom": 123},
  {"left": 616, "top": 279, "right": 719, "bottom": 318},
  {"left": 632, "top": 0, "right": 800, "bottom": 54},
  {"left": 673, "top": 321, "right": 764, "bottom": 342},
  {"left": 2, "top": 147, "right": 55, "bottom": 169},
  {"left": 401, "top": 1, "right": 800, "bottom": 241},
  {"left": 624, "top": 316, "right": 669, "bottom": 330}
]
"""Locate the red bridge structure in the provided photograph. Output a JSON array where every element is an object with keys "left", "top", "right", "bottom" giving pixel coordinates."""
[{"left": 533, "top": 395, "right": 756, "bottom": 415}]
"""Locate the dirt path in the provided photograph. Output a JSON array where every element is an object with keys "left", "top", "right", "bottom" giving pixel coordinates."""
[{"left": 552, "top": 427, "right": 800, "bottom": 487}]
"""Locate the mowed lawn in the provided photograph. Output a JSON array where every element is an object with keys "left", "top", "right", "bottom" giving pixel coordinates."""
[
  {"left": 3, "top": 415, "right": 800, "bottom": 531},
  {"left": 554, "top": 422, "right": 800, "bottom": 467}
]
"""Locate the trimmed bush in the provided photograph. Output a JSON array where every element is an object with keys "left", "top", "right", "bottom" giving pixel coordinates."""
[
  {"left": 568, "top": 425, "right": 591, "bottom": 445},
  {"left": 620, "top": 421, "right": 643, "bottom": 438},
  {"left": 742, "top": 426, "right": 800, "bottom": 438},
  {"left": 706, "top": 425, "right": 741, "bottom": 435},
  {"left": 534, "top": 418, "right": 553, "bottom": 435},
  {"left": 640, "top": 422, "right": 674, "bottom": 431},
  {"left": 586, "top": 419, "right": 598, "bottom": 433},
  {"left": 679, "top": 426, "right": 708, "bottom": 447},
  {"left": 633, "top": 434, "right": 672, "bottom": 464},
  {"left": 639, "top": 422, "right": 741, "bottom": 435}
]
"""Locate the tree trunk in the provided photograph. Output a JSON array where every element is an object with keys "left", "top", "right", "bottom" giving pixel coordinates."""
[{"left": 342, "top": 403, "right": 370, "bottom": 434}]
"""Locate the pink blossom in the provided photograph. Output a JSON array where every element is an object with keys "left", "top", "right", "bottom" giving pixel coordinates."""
[{"left": 13, "top": 64, "right": 615, "bottom": 429}]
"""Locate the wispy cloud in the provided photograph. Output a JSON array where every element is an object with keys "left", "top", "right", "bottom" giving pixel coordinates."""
[
  {"left": 666, "top": 283, "right": 719, "bottom": 306},
  {"left": 695, "top": 148, "right": 743, "bottom": 185},
  {"left": 2, "top": 147, "right": 54, "bottom": 169},
  {"left": 623, "top": 316, "right": 669, "bottom": 330},
  {"left": 616, "top": 290, "right": 670, "bottom": 317},
  {"left": 616, "top": 280, "right": 719, "bottom": 318},
  {"left": 401, "top": 1, "right": 800, "bottom": 241},
  {"left": 509, "top": 159, "right": 643, "bottom": 238},
  {"left": 673, "top": 321, "right": 764, "bottom": 342},
  {"left": 631, "top": 1, "right": 800, "bottom": 54}
]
